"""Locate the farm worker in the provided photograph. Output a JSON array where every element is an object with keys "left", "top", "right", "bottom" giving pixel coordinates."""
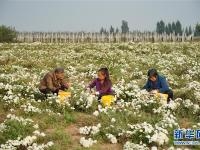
[
  {"left": 143, "top": 68, "right": 173, "bottom": 102},
  {"left": 87, "top": 67, "right": 114, "bottom": 101},
  {"left": 39, "top": 67, "right": 69, "bottom": 96}
]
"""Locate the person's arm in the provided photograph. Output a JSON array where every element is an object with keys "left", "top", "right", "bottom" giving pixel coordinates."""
[
  {"left": 60, "top": 79, "right": 69, "bottom": 89},
  {"left": 159, "top": 77, "right": 170, "bottom": 93},
  {"left": 98, "top": 81, "right": 112, "bottom": 95},
  {"left": 142, "top": 80, "right": 151, "bottom": 91},
  {"left": 46, "top": 76, "right": 57, "bottom": 92},
  {"left": 88, "top": 79, "right": 96, "bottom": 89}
]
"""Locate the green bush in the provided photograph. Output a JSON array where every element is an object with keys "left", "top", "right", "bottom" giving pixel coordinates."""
[
  {"left": 0, "top": 119, "right": 34, "bottom": 144},
  {"left": 0, "top": 25, "right": 17, "bottom": 42}
]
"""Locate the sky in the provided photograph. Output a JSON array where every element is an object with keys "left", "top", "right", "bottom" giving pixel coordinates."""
[{"left": 0, "top": 0, "right": 199, "bottom": 32}]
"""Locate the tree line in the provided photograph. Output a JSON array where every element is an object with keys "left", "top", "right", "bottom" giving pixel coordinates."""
[
  {"left": 156, "top": 20, "right": 192, "bottom": 36},
  {"left": 100, "top": 20, "right": 200, "bottom": 37},
  {"left": 0, "top": 20, "right": 200, "bottom": 42},
  {"left": 100, "top": 20, "right": 129, "bottom": 34}
]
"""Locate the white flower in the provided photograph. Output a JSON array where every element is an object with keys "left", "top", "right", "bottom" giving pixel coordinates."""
[
  {"left": 150, "top": 131, "right": 169, "bottom": 145},
  {"left": 111, "top": 118, "right": 116, "bottom": 123},
  {"left": 21, "top": 103, "right": 42, "bottom": 113},
  {"left": 193, "top": 104, "right": 199, "bottom": 113},
  {"left": 10, "top": 108, "right": 15, "bottom": 112},
  {"left": 151, "top": 146, "right": 157, "bottom": 150},
  {"left": 33, "top": 124, "right": 39, "bottom": 129},
  {"left": 33, "top": 130, "right": 46, "bottom": 137},
  {"left": 106, "top": 133, "right": 117, "bottom": 144},
  {"left": 91, "top": 125, "right": 100, "bottom": 135},
  {"left": 79, "top": 126, "right": 91, "bottom": 135},
  {"left": 167, "top": 146, "right": 175, "bottom": 150},
  {"left": 0, "top": 123, "right": 6, "bottom": 132},
  {"left": 46, "top": 141, "right": 54, "bottom": 147},
  {"left": 123, "top": 141, "right": 149, "bottom": 150},
  {"left": 93, "top": 110, "right": 99, "bottom": 116},
  {"left": 167, "top": 100, "right": 179, "bottom": 110},
  {"left": 79, "top": 124, "right": 101, "bottom": 135},
  {"left": 80, "top": 137, "right": 97, "bottom": 147}
]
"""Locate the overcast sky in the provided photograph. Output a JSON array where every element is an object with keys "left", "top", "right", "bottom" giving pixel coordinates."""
[{"left": 0, "top": 0, "right": 199, "bottom": 32}]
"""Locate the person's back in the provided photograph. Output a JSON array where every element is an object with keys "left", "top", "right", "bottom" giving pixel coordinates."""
[
  {"left": 144, "top": 74, "right": 169, "bottom": 92},
  {"left": 143, "top": 68, "right": 173, "bottom": 102},
  {"left": 39, "top": 71, "right": 57, "bottom": 91},
  {"left": 39, "top": 68, "right": 69, "bottom": 95}
]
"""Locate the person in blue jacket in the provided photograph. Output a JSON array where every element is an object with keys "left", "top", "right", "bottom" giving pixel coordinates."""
[{"left": 143, "top": 68, "right": 173, "bottom": 102}]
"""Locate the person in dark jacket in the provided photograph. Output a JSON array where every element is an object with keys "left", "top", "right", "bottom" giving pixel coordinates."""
[
  {"left": 143, "top": 68, "right": 173, "bottom": 102},
  {"left": 39, "top": 67, "right": 69, "bottom": 96},
  {"left": 87, "top": 67, "right": 114, "bottom": 100}
]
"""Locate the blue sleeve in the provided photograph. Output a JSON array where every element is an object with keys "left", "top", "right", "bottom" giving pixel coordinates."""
[
  {"left": 143, "top": 80, "right": 151, "bottom": 91},
  {"left": 159, "top": 77, "right": 170, "bottom": 93}
]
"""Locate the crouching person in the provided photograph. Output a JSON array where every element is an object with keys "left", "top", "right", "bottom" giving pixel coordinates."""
[
  {"left": 143, "top": 68, "right": 173, "bottom": 103},
  {"left": 87, "top": 68, "right": 114, "bottom": 103},
  {"left": 39, "top": 67, "right": 69, "bottom": 97}
]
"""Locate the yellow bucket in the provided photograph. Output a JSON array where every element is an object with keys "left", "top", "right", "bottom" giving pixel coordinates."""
[
  {"left": 58, "top": 91, "right": 71, "bottom": 103},
  {"left": 101, "top": 95, "right": 115, "bottom": 107},
  {"left": 155, "top": 93, "right": 168, "bottom": 104}
]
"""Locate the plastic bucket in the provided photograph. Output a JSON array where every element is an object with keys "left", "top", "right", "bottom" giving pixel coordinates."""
[
  {"left": 58, "top": 91, "right": 71, "bottom": 103},
  {"left": 155, "top": 93, "right": 168, "bottom": 104},
  {"left": 101, "top": 95, "right": 115, "bottom": 107}
]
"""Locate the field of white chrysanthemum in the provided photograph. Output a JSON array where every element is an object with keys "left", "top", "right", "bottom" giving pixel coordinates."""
[{"left": 0, "top": 42, "right": 200, "bottom": 150}]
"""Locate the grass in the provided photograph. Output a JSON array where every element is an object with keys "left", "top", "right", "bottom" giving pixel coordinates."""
[
  {"left": 0, "top": 42, "right": 200, "bottom": 149},
  {"left": 0, "top": 119, "right": 34, "bottom": 144}
]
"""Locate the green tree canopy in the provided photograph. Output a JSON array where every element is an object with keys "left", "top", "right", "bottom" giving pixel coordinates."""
[
  {"left": 194, "top": 23, "right": 200, "bottom": 36},
  {"left": 121, "top": 20, "right": 129, "bottom": 34},
  {"left": 0, "top": 25, "right": 17, "bottom": 42}
]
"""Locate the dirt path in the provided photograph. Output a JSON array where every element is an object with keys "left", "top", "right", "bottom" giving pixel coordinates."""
[
  {"left": 64, "top": 123, "right": 122, "bottom": 150},
  {"left": 0, "top": 114, "right": 6, "bottom": 123},
  {"left": 64, "top": 112, "right": 122, "bottom": 150},
  {"left": 64, "top": 124, "right": 81, "bottom": 149},
  {"left": 45, "top": 112, "right": 122, "bottom": 150}
]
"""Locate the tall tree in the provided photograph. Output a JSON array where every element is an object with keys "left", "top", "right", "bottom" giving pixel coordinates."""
[
  {"left": 110, "top": 25, "right": 114, "bottom": 34},
  {"left": 156, "top": 20, "right": 165, "bottom": 34},
  {"left": 188, "top": 26, "right": 192, "bottom": 35},
  {"left": 194, "top": 23, "right": 200, "bottom": 36},
  {"left": 185, "top": 27, "right": 189, "bottom": 36},
  {"left": 175, "top": 20, "right": 182, "bottom": 35},
  {"left": 121, "top": 20, "right": 129, "bottom": 33},
  {"left": 156, "top": 22, "right": 160, "bottom": 34},
  {"left": 160, "top": 20, "right": 165, "bottom": 34},
  {"left": 100, "top": 27, "right": 104, "bottom": 34},
  {"left": 100, "top": 27, "right": 108, "bottom": 34},
  {"left": 115, "top": 27, "right": 119, "bottom": 33},
  {"left": 165, "top": 25, "right": 169, "bottom": 35},
  {"left": 172, "top": 22, "right": 176, "bottom": 34},
  {"left": 168, "top": 23, "right": 172, "bottom": 34}
]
